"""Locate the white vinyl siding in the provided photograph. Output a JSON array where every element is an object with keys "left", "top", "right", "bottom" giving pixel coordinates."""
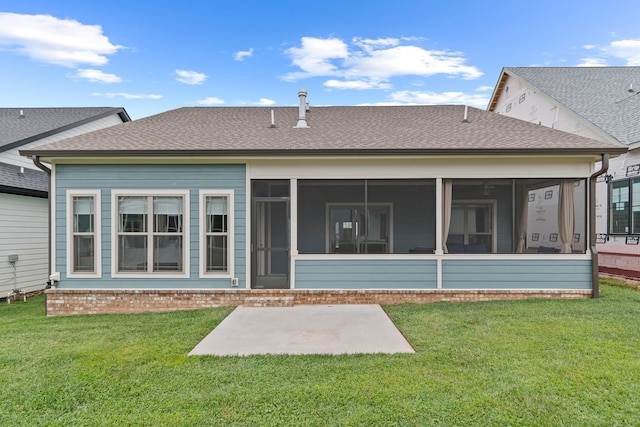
[{"left": 0, "top": 193, "right": 48, "bottom": 294}]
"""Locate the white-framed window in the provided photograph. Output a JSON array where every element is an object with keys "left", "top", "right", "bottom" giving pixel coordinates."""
[
  {"left": 608, "top": 178, "right": 640, "bottom": 235},
  {"left": 199, "top": 190, "right": 234, "bottom": 277},
  {"left": 325, "top": 202, "right": 393, "bottom": 254},
  {"left": 66, "top": 190, "right": 101, "bottom": 277},
  {"left": 111, "top": 190, "right": 189, "bottom": 278},
  {"left": 448, "top": 200, "right": 497, "bottom": 253}
]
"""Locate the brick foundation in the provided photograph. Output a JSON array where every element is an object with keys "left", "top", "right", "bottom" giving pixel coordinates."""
[
  {"left": 599, "top": 251, "right": 640, "bottom": 280},
  {"left": 44, "top": 288, "right": 592, "bottom": 316}
]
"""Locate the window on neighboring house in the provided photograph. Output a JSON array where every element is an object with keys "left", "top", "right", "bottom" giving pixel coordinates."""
[
  {"left": 609, "top": 179, "right": 640, "bottom": 234},
  {"left": 114, "top": 191, "right": 188, "bottom": 276},
  {"left": 447, "top": 200, "right": 496, "bottom": 253},
  {"left": 200, "top": 191, "right": 234, "bottom": 276},
  {"left": 67, "top": 190, "right": 100, "bottom": 276}
]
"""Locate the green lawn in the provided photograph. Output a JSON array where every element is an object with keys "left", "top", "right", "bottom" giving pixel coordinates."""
[{"left": 1, "top": 283, "right": 639, "bottom": 426}]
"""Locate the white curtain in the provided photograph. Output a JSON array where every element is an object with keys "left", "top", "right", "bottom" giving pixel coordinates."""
[
  {"left": 206, "top": 196, "right": 227, "bottom": 215},
  {"left": 516, "top": 189, "right": 528, "bottom": 253},
  {"left": 442, "top": 180, "right": 452, "bottom": 254},
  {"left": 73, "top": 196, "right": 94, "bottom": 215},
  {"left": 153, "top": 196, "right": 183, "bottom": 215},
  {"left": 119, "top": 196, "right": 147, "bottom": 214},
  {"left": 558, "top": 180, "right": 575, "bottom": 254},
  {"left": 73, "top": 196, "right": 94, "bottom": 233}
]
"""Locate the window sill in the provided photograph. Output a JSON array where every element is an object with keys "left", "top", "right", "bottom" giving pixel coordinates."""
[
  {"left": 66, "top": 273, "right": 102, "bottom": 279},
  {"left": 112, "top": 272, "right": 190, "bottom": 279}
]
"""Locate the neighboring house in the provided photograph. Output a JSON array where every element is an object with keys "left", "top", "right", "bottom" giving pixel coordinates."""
[
  {"left": 1, "top": 107, "right": 130, "bottom": 298},
  {"left": 21, "top": 91, "right": 625, "bottom": 316},
  {"left": 487, "top": 66, "right": 640, "bottom": 279}
]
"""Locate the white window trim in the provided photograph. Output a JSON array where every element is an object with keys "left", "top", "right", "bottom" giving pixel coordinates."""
[
  {"left": 66, "top": 189, "right": 102, "bottom": 278},
  {"left": 111, "top": 189, "right": 190, "bottom": 279},
  {"left": 199, "top": 190, "right": 234, "bottom": 278},
  {"left": 324, "top": 202, "right": 394, "bottom": 254}
]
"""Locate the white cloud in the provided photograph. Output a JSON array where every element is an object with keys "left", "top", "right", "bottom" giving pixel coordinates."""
[
  {"left": 234, "top": 48, "right": 254, "bottom": 61},
  {"left": 606, "top": 39, "right": 640, "bottom": 65},
  {"left": 580, "top": 38, "right": 640, "bottom": 66},
  {"left": 175, "top": 69, "right": 208, "bottom": 85},
  {"left": 196, "top": 97, "right": 225, "bottom": 105},
  {"left": 282, "top": 36, "right": 482, "bottom": 89},
  {"left": 577, "top": 58, "right": 607, "bottom": 67},
  {"left": 252, "top": 98, "right": 276, "bottom": 106},
  {"left": 0, "top": 12, "right": 122, "bottom": 67},
  {"left": 283, "top": 37, "right": 349, "bottom": 81},
  {"left": 73, "top": 68, "right": 122, "bottom": 83},
  {"left": 352, "top": 37, "right": 400, "bottom": 52},
  {"left": 236, "top": 98, "right": 277, "bottom": 106},
  {"left": 347, "top": 45, "right": 482, "bottom": 80},
  {"left": 93, "top": 92, "right": 162, "bottom": 100},
  {"left": 324, "top": 79, "right": 391, "bottom": 90},
  {"left": 388, "top": 90, "right": 490, "bottom": 108}
]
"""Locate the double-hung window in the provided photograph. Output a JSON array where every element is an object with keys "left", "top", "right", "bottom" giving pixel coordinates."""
[
  {"left": 113, "top": 191, "right": 189, "bottom": 277},
  {"left": 199, "top": 190, "right": 233, "bottom": 277},
  {"left": 610, "top": 179, "right": 640, "bottom": 234},
  {"left": 67, "top": 190, "right": 101, "bottom": 277},
  {"left": 327, "top": 203, "right": 392, "bottom": 254},
  {"left": 447, "top": 200, "right": 496, "bottom": 253}
]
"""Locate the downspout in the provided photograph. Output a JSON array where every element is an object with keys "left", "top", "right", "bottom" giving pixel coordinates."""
[
  {"left": 32, "top": 156, "right": 52, "bottom": 293},
  {"left": 589, "top": 153, "right": 609, "bottom": 298}
]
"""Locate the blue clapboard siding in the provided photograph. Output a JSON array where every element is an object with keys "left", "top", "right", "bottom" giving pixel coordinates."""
[
  {"left": 442, "top": 259, "right": 592, "bottom": 289},
  {"left": 295, "top": 259, "right": 437, "bottom": 289},
  {"left": 55, "top": 163, "right": 246, "bottom": 289}
]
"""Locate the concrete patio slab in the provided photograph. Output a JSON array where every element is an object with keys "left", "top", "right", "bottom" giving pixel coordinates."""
[{"left": 189, "top": 304, "right": 415, "bottom": 356}]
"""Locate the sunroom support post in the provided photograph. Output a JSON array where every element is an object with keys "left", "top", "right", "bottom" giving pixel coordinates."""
[
  {"left": 435, "top": 178, "right": 443, "bottom": 254},
  {"left": 435, "top": 178, "right": 443, "bottom": 289},
  {"left": 290, "top": 179, "right": 298, "bottom": 289},
  {"left": 589, "top": 154, "right": 609, "bottom": 298}
]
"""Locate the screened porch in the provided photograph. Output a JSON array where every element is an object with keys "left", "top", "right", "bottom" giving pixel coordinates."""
[{"left": 295, "top": 178, "right": 587, "bottom": 256}]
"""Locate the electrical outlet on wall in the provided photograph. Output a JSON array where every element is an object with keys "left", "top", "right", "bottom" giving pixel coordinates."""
[{"left": 231, "top": 278, "right": 239, "bottom": 287}]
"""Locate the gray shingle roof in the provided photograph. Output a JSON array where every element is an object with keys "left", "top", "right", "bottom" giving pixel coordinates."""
[
  {"left": 0, "top": 107, "right": 130, "bottom": 152},
  {"left": 0, "top": 162, "right": 48, "bottom": 196},
  {"left": 21, "top": 104, "right": 626, "bottom": 157},
  {"left": 498, "top": 67, "right": 640, "bottom": 145}
]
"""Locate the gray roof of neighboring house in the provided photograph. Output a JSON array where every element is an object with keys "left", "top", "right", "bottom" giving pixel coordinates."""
[
  {"left": 21, "top": 104, "right": 626, "bottom": 158},
  {"left": 0, "top": 162, "right": 48, "bottom": 197},
  {"left": 489, "top": 67, "right": 640, "bottom": 145},
  {"left": 0, "top": 107, "right": 131, "bottom": 152}
]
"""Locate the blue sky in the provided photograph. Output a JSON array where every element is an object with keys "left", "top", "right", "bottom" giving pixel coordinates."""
[{"left": 1, "top": 1, "right": 640, "bottom": 119}]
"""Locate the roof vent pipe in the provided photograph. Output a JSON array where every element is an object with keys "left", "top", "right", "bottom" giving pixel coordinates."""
[
  {"left": 462, "top": 105, "right": 469, "bottom": 123},
  {"left": 295, "top": 89, "right": 309, "bottom": 128},
  {"left": 19, "top": 109, "right": 25, "bottom": 118}
]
